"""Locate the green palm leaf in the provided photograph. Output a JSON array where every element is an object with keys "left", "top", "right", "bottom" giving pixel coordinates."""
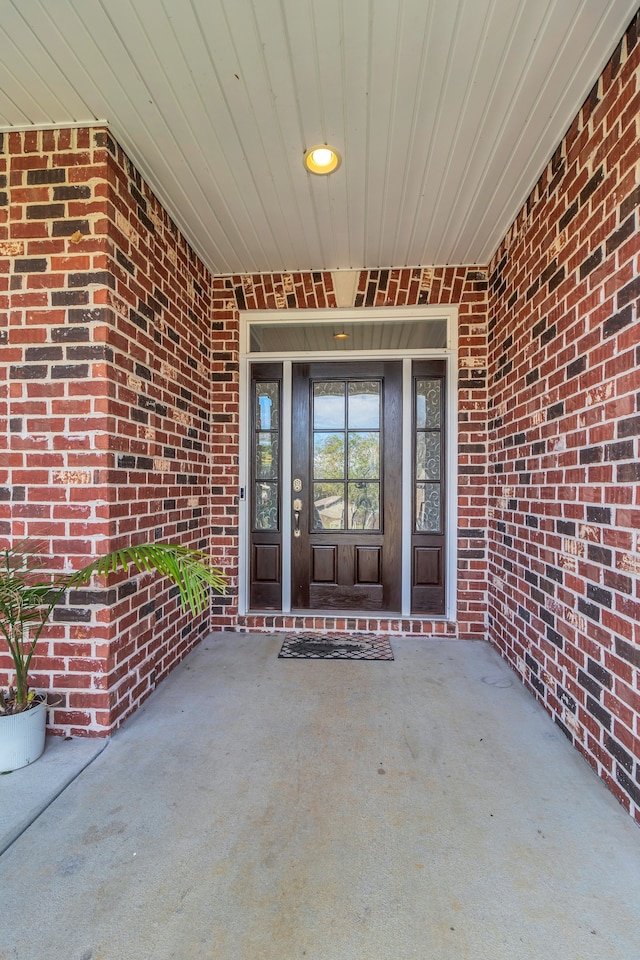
[
  {"left": 0, "top": 540, "right": 227, "bottom": 713},
  {"left": 65, "top": 543, "right": 227, "bottom": 615}
]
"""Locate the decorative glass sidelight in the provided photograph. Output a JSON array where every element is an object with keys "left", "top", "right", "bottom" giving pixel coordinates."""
[
  {"left": 416, "top": 378, "right": 441, "bottom": 429},
  {"left": 312, "top": 380, "right": 381, "bottom": 531},
  {"left": 253, "top": 381, "right": 280, "bottom": 530},
  {"left": 414, "top": 378, "right": 442, "bottom": 533},
  {"left": 416, "top": 482, "right": 441, "bottom": 532}
]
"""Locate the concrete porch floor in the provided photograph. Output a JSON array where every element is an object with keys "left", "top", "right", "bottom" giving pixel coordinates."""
[{"left": 1, "top": 632, "right": 639, "bottom": 959}]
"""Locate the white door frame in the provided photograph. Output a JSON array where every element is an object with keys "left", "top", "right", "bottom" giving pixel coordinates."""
[{"left": 238, "top": 307, "right": 458, "bottom": 620}]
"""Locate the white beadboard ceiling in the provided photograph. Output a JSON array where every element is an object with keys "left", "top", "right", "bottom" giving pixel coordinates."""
[{"left": 1, "top": 0, "right": 637, "bottom": 274}]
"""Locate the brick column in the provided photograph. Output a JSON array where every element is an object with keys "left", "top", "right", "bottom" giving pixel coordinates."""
[{"left": 0, "top": 128, "right": 221, "bottom": 736}]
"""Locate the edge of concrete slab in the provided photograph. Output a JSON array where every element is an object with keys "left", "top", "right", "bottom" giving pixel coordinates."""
[{"left": 0, "top": 734, "right": 108, "bottom": 855}]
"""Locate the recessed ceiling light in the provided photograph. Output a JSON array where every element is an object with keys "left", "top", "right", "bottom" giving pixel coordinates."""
[{"left": 304, "top": 145, "right": 341, "bottom": 175}]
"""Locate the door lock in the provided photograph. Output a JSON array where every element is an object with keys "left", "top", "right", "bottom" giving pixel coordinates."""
[{"left": 293, "top": 477, "right": 303, "bottom": 492}]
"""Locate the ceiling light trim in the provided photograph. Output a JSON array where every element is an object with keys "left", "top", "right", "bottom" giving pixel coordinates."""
[{"left": 304, "top": 144, "right": 341, "bottom": 175}]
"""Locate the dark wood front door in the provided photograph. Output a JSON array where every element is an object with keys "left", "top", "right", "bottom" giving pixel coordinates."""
[{"left": 291, "top": 361, "right": 402, "bottom": 611}]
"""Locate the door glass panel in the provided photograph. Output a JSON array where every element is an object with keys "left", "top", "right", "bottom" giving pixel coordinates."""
[
  {"left": 348, "top": 482, "right": 380, "bottom": 529},
  {"left": 313, "top": 433, "right": 345, "bottom": 479},
  {"left": 416, "top": 483, "right": 441, "bottom": 532},
  {"left": 348, "top": 432, "right": 379, "bottom": 479},
  {"left": 256, "top": 382, "right": 279, "bottom": 429},
  {"left": 312, "top": 378, "right": 382, "bottom": 533},
  {"left": 255, "top": 481, "right": 279, "bottom": 529},
  {"left": 348, "top": 381, "right": 380, "bottom": 429},
  {"left": 414, "top": 377, "right": 443, "bottom": 534},
  {"left": 416, "top": 380, "right": 441, "bottom": 429},
  {"left": 313, "top": 482, "right": 345, "bottom": 529},
  {"left": 416, "top": 432, "right": 440, "bottom": 481},
  {"left": 313, "top": 382, "right": 345, "bottom": 429},
  {"left": 256, "top": 432, "right": 278, "bottom": 479},
  {"left": 253, "top": 380, "right": 280, "bottom": 531}
]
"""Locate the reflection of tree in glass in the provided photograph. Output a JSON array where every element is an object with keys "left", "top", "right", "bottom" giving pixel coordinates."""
[
  {"left": 416, "top": 483, "right": 440, "bottom": 532},
  {"left": 255, "top": 482, "right": 278, "bottom": 529},
  {"left": 416, "top": 432, "right": 440, "bottom": 481},
  {"left": 349, "top": 482, "right": 380, "bottom": 529},
  {"left": 314, "top": 432, "right": 379, "bottom": 481},
  {"left": 314, "top": 433, "right": 345, "bottom": 479},
  {"left": 348, "top": 432, "right": 379, "bottom": 479}
]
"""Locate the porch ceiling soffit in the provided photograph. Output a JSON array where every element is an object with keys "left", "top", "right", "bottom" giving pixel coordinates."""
[{"left": 0, "top": 0, "right": 637, "bottom": 275}]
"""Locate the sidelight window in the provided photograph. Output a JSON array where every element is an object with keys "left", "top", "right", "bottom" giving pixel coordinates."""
[
  {"left": 414, "top": 378, "right": 443, "bottom": 534},
  {"left": 253, "top": 381, "right": 280, "bottom": 530}
]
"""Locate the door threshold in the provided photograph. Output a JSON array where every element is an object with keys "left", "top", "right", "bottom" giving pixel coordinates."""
[{"left": 246, "top": 609, "right": 449, "bottom": 621}]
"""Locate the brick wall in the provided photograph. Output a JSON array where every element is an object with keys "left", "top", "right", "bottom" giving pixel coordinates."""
[
  {"left": 0, "top": 128, "right": 218, "bottom": 736},
  {"left": 487, "top": 12, "right": 640, "bottom": 823},
  {"left": 212, "top": 265, "right": 489, "bottom": 639}
]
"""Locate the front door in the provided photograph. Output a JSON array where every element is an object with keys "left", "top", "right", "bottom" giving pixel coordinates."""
[
  {"left": 291, "top": 361, "right": 402, "bottom": 611},
  {"left": 247, "top": 357, "right": 447, "bottom": 616}
]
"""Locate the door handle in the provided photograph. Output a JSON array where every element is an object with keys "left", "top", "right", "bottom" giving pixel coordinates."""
[{"left": 293, "top": 498, "right": 302, "bottom": 537}]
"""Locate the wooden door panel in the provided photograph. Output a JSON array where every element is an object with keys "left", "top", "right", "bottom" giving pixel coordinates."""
[
  {"left": 310, "top": 582, "right": 384, "bottom": 610},
  {"left": 355, "top": 546, "right": 381, "bottom": 584},
  {"left": 251, "top": 540, "right": 281, "bottom": 608},
  {"left": 414, "top": 546, "right": 441, "bottom": 585},
  {"left": 413, "top": 544, "right": 445, "bottom": 612},
  {"left": 255, "top": 543, "right": 280, "bottom": 582},
  {"left": 292, "top": 361, "right": 402, "bottom": 612},
  {"left": 311, "top": 545, "right": 337, "bottom": 582}
]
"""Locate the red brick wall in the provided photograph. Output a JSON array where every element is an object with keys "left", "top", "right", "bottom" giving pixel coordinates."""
[
  {"left": 0, "top": 128, "right": 218, "bottom": 736},
  {"left": 212, "top": 265, "right": 489, "bottom": 639},
  {"left": 487, "top": 13, "right": 640, "bottom": 823}
]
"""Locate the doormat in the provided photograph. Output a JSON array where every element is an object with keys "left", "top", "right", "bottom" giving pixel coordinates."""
[{"left": 278, "top": 632, "right": 393, "bottom": 660}]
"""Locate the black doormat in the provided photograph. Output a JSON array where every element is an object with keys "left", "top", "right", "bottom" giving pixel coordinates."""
[{"left": 278, "top": 632, "right": 393, "bottom": 660}]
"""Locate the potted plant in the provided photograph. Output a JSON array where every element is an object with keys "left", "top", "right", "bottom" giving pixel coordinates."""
[{"left": 0, "top": 540, "right": 227, "bottom": 770}]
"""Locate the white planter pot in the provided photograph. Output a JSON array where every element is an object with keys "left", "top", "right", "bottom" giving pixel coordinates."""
[{"left": 0, "top": 697, "right": 47, "bottom": 772}]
